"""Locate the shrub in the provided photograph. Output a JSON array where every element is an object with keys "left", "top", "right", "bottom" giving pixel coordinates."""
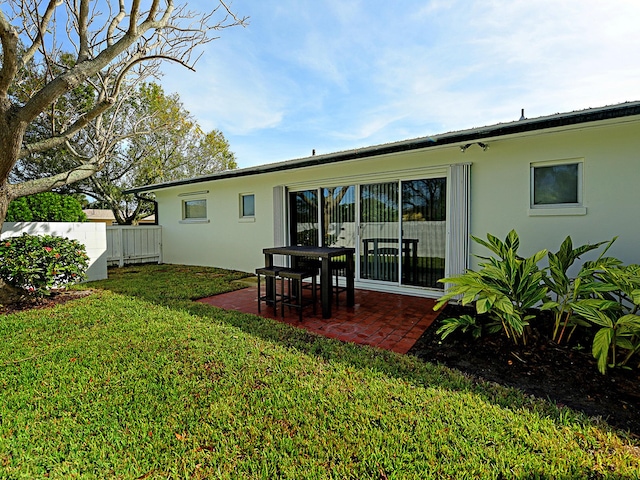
[
  {"left": 436, "top": 231, "right": 640, "bottom": 374},
  {"left": 434, "top": 230, "right": 548, "bottom": 345},
  {"left": 540, "top": 236, "right": 612, "bottom": 344},
  {"left": 571, "top": 260, "right": 640, "bottom": 373},
  {"left": 0, "top": 234, "right": 89, "bottom": 295},
  {"left": 6, "top": 192, "right": 87, "bottom": 222}
]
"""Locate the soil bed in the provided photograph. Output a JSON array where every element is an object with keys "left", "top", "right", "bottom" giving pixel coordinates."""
[
  {"left": 0, "top": 290, "right": 92, "bottom": 315},
  {"left": 408, "top": 304, "right": 640, "bottom": 436}
]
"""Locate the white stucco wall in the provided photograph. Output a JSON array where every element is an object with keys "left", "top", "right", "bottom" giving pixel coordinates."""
[
  {"left": 153, "top": 116, "right": 640, "bottom": 281},
  {"left": 468, "top": 120, "right": 639, "bottom": 268},
  {"left": 1, "top": 222, "right": 108, "bottom": 281}
]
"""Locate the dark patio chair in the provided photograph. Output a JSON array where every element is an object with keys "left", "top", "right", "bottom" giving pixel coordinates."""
[
  {"left": 278, "top": 268, "right": 317, "bottom": 321},
  {"left": 255, "top": 266, "right": 285, "bottom": 315},
  {"left": 297, "top": 255, "right": 347, "bottom": 306}
]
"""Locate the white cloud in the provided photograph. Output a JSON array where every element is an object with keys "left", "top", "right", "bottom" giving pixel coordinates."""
[
  {"left": 161, "top": 38, "right": 290, "bottom": 135},
  {"left": 158, "top": 0, "right": 640, "bottom": 167}
]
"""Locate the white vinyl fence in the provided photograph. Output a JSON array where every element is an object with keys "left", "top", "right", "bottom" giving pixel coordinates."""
[
  {"left": 106, "top": 225, "right": 162, "bottom": 267},
  {"left": 1, "top": 222, "right": 108, "bottom": 281}
]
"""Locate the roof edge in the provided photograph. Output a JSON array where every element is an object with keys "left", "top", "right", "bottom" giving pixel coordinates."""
[{"left": 125, "top": 101, "right": 640, "bottom": 194}]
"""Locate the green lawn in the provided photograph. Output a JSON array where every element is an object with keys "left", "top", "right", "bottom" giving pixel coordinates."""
[{"left": 0, "top": 264, "right": 638, "bottom": 478}]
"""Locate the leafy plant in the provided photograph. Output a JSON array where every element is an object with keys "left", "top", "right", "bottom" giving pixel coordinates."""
[
  {"left": 435, "top": 230, "right": 548, "bottom": 345},
  {"left": 541, "top": 236, "right": 613, "bottom": 343},
  {"left": 6, "top": 192, "right": 87, "bottom": 222},
  {"left": 436, "top": 314, "right": 482, "bottom": 340},
  {"left": 0, "top": 234, "right": 89, "bottom": 295},
  {"left": 570, "top": 262, "right": 640, "bottom": 373}
]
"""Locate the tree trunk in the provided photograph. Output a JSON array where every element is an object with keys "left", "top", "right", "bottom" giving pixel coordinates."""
[
  {"left": 0, "top": 182, "right": 9, "bottom": 233},
  {"left": 0, "top": 100, "right": 28, "bottom": 231}
]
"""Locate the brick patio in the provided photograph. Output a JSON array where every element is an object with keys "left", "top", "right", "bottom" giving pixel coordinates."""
[{"left": 197, "top": 283, "right": 441, "bottom": 354}]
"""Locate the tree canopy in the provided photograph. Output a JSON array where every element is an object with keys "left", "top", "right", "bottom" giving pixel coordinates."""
[
  {"left": 13, "top": 81, "right": 237, "bottom": 224},
  {"left": 0, "top": 0, "right": 246, "bottom": 230}
]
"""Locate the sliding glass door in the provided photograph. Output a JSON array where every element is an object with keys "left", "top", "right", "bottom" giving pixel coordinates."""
[
  {"left": 360, "top": 182, "right": 400, "bottom": 282},
  {"left": 322, "top": 186, "right": 356, "bottom": 248},
  {"left": 289, "top": 190, "right": 319, "bottom": 246},
  {"left": 288, "top": 176, "right": 447, "bottom": 290},
  {"left": 401, "top": 178, "right": 446, "bottom": 288}
]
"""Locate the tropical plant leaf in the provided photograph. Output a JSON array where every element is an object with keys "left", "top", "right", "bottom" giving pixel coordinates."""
[
  {"left": 615, "top": 338, "right": 636, "bottom": 351},
  {"left": 592, "top": 328, "right": 614, "bottom": 374},
  {"left": 572, "top": 302, "right": 615, "bottom": 328},
  {"left": 617, "top": 314, "right": 640, "bottom": 333},
  {"left": 436, "top": 315, "right": 481, "bottom": 340}
]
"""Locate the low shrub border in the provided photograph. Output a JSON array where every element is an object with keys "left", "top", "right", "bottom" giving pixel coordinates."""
[
  {"left": 0, "top": 233, "right": 89, "bottom": 296},
  {"left": 436, "top": 231, "right": 640, "bottom": 374}
]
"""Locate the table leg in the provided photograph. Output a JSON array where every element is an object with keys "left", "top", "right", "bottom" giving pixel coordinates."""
[
  {"left": 412, "top": 241, "right": 418, "bottom": 284},
  {"left": 264, "top": 253, "right": 275, "bottom": 304},
  {"left": 321, "top": 257, "right": 332, "bottom": 318},
  {"left": 346, "top": 252, "right": 355, "bottom": 307}
]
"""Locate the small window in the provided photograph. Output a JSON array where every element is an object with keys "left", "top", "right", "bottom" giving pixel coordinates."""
[
  {"left": 183, "top": 199, "right": 207, "bottom": 219},
  {"left": 241, "top": 194, "right": 255, "bottom": 218},
  {"left": 531, "top": 162, "right": 582, "bottom": 207}
]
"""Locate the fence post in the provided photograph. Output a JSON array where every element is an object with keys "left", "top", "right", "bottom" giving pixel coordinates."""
[{"left": 118, "top": 227, "right": 125, "bottom": 268}]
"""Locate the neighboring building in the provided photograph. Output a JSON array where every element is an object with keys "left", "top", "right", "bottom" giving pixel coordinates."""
[
  {"left": 126, "top": 101, "right": 640, "bottom": 298},
  {"left": 83, "top": 209, "right": 156, "bottom": 226},
  {"left": 83, "top": 209, "right": 116, "bottom": 225}
]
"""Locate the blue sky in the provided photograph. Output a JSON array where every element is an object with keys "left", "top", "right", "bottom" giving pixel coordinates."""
[
  {"left": 123, "top": 2, "right": 640, "bottom": 167},
  {"left": 6, "top": 1, "right": 638, "bottom": 169}
]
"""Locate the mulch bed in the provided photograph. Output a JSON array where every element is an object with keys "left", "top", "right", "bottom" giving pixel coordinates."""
[
  {"left": 408, "top": 304, "right": 640, "bottom": 436},
  {"left": 0, "top": 290, "right": 92, "bottom": 315}
]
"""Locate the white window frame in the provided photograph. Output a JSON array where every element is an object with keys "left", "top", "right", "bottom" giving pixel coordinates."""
[
  {"left": 529, "top": 159, "right": 586, "bottom": 216},
  {"left": 180, "top": 198, "right": 209, "bottom": 223},
  {"left": 239, "top": 193, "right": 256, "bottom": 222}
]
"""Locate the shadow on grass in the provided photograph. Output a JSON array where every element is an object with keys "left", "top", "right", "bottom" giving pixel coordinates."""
[{"left": 88, "top": 264, "right": 622, "bottom": 438}]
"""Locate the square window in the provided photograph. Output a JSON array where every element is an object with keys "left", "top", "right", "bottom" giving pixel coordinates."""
[
  {"left": 531, "top": 162, "right": 582, "bottom": 207},
  {"left": 183, "top": 199, "right": 207, "bottom": 219},
  {"left": 241, "top": 194, "right": 255, "bottom": 217}
]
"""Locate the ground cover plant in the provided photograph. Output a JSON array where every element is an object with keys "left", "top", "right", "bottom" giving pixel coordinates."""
[
  {"left": 435, "top": 231, "right": 640, "bottom": 374},
  {"left": 0, "top": 264, "right": 638, "bottom": 478}
]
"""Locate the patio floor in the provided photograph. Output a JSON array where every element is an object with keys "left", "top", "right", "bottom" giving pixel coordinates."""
[{"left": 197, "top": 282, "right": 441, "bottom": 354}]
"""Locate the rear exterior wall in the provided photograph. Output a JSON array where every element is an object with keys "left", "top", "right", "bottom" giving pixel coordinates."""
[{"left": 154, "top": 117, "right": 640, "bottom": 277}]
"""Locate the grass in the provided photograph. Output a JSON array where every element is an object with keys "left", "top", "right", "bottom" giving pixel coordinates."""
[{"left": 0, "top": 264, "right": 638, "bottom": 478}]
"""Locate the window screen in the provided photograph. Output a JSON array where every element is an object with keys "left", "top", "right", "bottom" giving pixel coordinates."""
[
  {"left": 532, "top": 163, "right": 580, "bottom": 206},
  {"left": 184, "top": 199, "right": 207, "bottom": 219}
]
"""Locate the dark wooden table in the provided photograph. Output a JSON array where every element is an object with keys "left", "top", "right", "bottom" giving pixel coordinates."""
[{"left": 263, "top": 245, "right": 355, "bottom": 318}]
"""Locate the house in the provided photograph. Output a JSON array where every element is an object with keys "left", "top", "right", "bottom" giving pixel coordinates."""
[
  {"left": 83, "top": 209, "right": 156, "bottom": 226},
  {"left": 126, "top": 101, "right": 640, "bottom": 298},
  {"left": 83, "top": 209, "right": 117, "bottom": 225}
]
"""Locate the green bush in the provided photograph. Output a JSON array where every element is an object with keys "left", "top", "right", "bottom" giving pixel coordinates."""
[
  {"left": 0, "top": 234, "right": 89, "bottom": 295},
  {"left": 6, "top": 192, "right": 87, "bottom": 222},
  {"left": 434, "top": 230, "right": 548, "bottom": 345},
  {"left": 436, "top": 231, "right": 640, "bottom": 374},
  {"left": 571, "top": 260, "right": 640, "bottom": 373},
  {"left": 540, "top": 236, "right": 611, "bottom": 344}
]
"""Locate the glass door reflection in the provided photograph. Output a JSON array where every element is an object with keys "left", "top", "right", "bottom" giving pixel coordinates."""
[{"left": 360, "top": 182, "right": 399, "bottom": 282}]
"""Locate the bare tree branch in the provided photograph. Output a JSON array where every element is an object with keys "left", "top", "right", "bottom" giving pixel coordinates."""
[
  {"left": 8, "top": 163, "right": 100, "bottom": 200},
  {"left": 20, "top": 97, "right": 115, "bottom": 157},
  {"left": 0, "top": 11, "right": 20, "bottom": 97},
  {"left": 21, "top": 0, "right": 60, "bottom": 66},
  {"left": 77, "top": 0, "right": 91, "bottom": 62},
  {"left": 107, "top": 0, "right": 126, "bottom": 47}
]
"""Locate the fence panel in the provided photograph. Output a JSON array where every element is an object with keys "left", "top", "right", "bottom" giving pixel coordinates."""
[
  {"left": 106, "top": 226, "right": 162, "bottom": 267},
  {"left": 1, "top": 222, "right": 107, "bottom": 281}
]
